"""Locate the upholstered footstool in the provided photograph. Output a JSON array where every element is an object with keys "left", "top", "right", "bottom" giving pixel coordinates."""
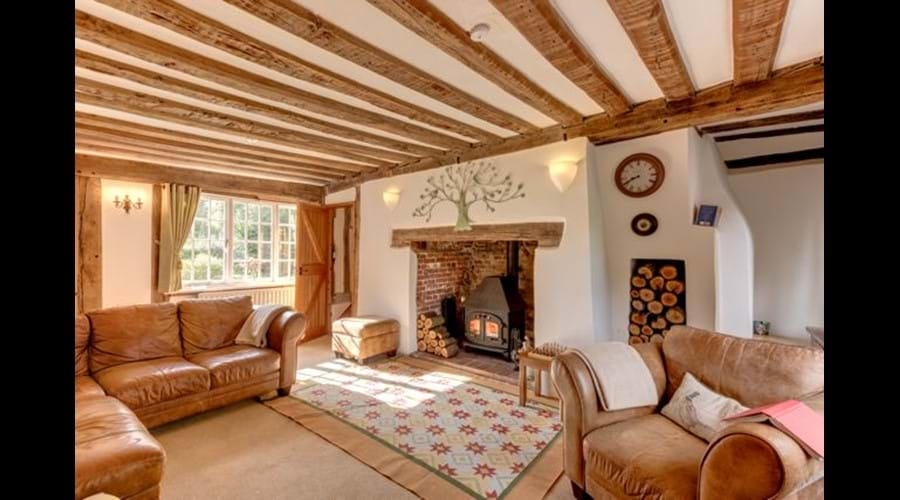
[{"left": 332, "top": 316, "right": 400, "bottom": 364}]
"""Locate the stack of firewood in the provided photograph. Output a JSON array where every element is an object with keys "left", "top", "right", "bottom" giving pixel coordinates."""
[
  {"left": 416, "top": 312, "right": 459, "bottom": 358},
  {"left": 629, "top": 262, "right": 686, "bottom": 344}
]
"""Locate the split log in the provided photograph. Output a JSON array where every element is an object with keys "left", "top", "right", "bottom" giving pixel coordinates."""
[
  {"left": 440, "top": 343, "right": 459, "bottom": 357},
  {"left": 417, "top": 340, "right": 427, "bottom": 351},
  {"left": 438, "top": 337, "right": 457, "bottom": 348},
  {"left": 630, "top": 290, "right": 640, "bottom": 299},
  {"left": 651, "top": 317, "right": 668, "bottom": 330},
  {"left": 666, "top": 280, "right": 685, "bottom": 294},
  {"left": 647, "top": 301, "right": 664, "bottom": 314},
  {"left": 631, "top": 276, "right": 647, "bottom": 288},
  {"left": 430, "top": 326, "right": 450, "bottom": 338},
  {"left": 628, "top": 323, "right": 641, "bottom": 336},
  {"left": 666, "top": 307, "right": 686, "bottom": 324},
  {"left": 631, "top": 300, "right": 645, "bottom": 311},
  {"left": 637, "top": 264, "right": 655, "bottom": 280},
  {"left": 639, "top": 289, "right": 655, "bottom": 302},
  {"left": 628, "top": 335, "right": 642, "bottom": 345},
  {"left": 424, "top": 316, "right": 445, "bottom": 329},
  {"left": 660, "top": 266, "right": 678, "bottom": 280},
  {"left": 416, "top": 330, "right": 425, "bottom": 340},
  {"left": 650, "top": 276, "right": 665, "bottom": 291},
  {"left": 630, "top": 312, "right": 647, "bottom": 325},
  {"left": 661, "top": 292, "right": 678, "bottom": 307},
  {"left": 641, "top": 325, "right": 653, "bottom": 336}
]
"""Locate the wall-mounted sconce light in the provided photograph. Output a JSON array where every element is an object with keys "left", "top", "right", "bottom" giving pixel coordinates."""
[
  {"left": 382, "top": 188, "right": 401, "bottom": 211},
  {"left": 548, "top": 160, "right": 579, "bottom": 193},
  {"left": 113, "top": 194, "right": 143, "bottom": 214}
]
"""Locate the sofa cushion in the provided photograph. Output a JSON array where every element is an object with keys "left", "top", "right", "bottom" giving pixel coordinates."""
[
  {"left": 88, "top": 303, "right": 182, "bottom": 373},
  {"left": 75, "top": 396, "right": 165, "bottom": 500},
  {"left": 583, "top": 414, "right": 706, "bottom": 499},
  {"left": 94, "top": 357, "right": 210, "bottom": 410},
  {"left": 661, "top": 372, "right": 746, "bottom": 442},
  {"left": 75, "top": 376, "right": 106, "bottom": 400},
  {"left": 187, "top": 345, "right": 280, "bottom": 389},
  {"left": 663, "top": 326, "right": 824, "bottom": 408},
  {"left": 178, "top": 296, "right": 253, "bottom": 355},
  {"left": 76, "top": 314, "right": 91, "bottom": 376}
]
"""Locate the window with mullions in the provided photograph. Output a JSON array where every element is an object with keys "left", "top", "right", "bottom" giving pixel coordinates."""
[{"left": 181, "top": 194, "right": 297, "bottom": 288}]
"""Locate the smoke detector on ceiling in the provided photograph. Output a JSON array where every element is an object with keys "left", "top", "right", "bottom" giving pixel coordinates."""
[{"left": 469, "top": 23, "right": 491, "bottom": 42}]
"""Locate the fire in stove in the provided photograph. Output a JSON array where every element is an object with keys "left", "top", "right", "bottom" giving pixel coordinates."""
[{"left": 462, "top": 242, "right": 526, "bottom": 362}]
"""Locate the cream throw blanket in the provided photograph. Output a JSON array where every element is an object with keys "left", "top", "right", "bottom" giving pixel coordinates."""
[
  {"left": 235, "top": 305, "right": 290, "bottom": 348},
  {"left": 572, "top": 342, "right": 659, "bottom": 411}
]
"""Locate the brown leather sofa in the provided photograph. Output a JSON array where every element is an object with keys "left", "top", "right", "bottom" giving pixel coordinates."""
[
  {"left": 551, "top": 326, "right": 824, "bottom": 500},
  {"left": 75, "top": 297, "right": 306, "bottom": 500}
]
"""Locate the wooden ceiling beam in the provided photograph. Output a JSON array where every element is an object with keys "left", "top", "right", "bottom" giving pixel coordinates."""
[
  {"left": 76, "top": 154, "right": 324, "bottom": 202},
  {"left": 733, "top": 0, "right": 791, "bottom": 85},
  {"left": 725, "top": 147, "right": 825, "bottom": 169},
  {"left": 223, "top": 0, "right": 537, "bottom": 135},
  {"left": 74, "top": 112, "right": 374, "bottom": 172},
  {"left": 606, "top": 0, "right": 694, "bottom": 101},
  {"left": 328, "top": 58, "right": 823, "bottom": 192},
  {"left": 714, "top": 124, "right": 824, "bottom": 142},
  {"left": 490, "top": 0, "right": 631, "bottom": 115},
  {"left": 699, "top": 109, "right": 824, "bottom": 134},
  {"left": 76, "top": 140, "right": 336, "bottom": 184},
  {"left": 367, "top": 0, "right": 582, "bottom": 125},
  {"left": 90, "top": 0, "right": 501, "bottom": 140},
  {"left": 75, "top": 129, "right": 346, "bottom": 180},
  {"left": 75, "top": 12, "right": 482, "bottom": 148},
  {"left": 75, "top": 49, "right": 442, "bottom": 158},
  {"left": 75, "top": 77, "right": 412, "bottom": 167}
]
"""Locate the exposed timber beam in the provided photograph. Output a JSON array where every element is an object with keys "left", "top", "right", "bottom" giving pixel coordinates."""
[
  {"left": 90, "top": 0, "right": 502, "bottom": 139},
  {"left": 74, "top": 112, "right": 374, "bottom": 173},
  {"left": 714, "top": 124, "right": 824, "bottom": 142},
  {"left": 223, "top": 0, "right": 536, "bottom": 134},
  {"left": 725, "top": 148, "right": 825, "bottom": 169},
  {"left": 490, "top": 0, "right": 630, "bottom": 115},
  {"left": 732, "top": 0, "right": 790, "bottom": 85},
  {"left": 75, "top": 50, "right": 442, "bottom": 157},
  {"left": 699, "top": 109, "right": 824, "bottom": 135},
  {"left": 366, "top": 0, "right": 582, "bottom": 125},
  {"left": 75, "top": 154, "right": 324, "bottom": 202},
  {"left": 75, "top": 133, "right": 342, "bottom": 182},
  {"left": 605, "top": 0, "right": 695, "bottom": 101},
  {"left": 75, "top": 77, "right": 412, "bottom": 166},
  {"left": 329, "top": 59, "right": 823, "bottom": 192}
]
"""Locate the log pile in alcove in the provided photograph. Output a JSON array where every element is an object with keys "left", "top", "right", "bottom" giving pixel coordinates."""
[{"left": 629, "top": 260, "right": 686, "bottom": 344}]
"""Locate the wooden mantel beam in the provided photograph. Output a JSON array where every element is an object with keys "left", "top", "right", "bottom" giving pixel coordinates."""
[
  {"left": 328, "top": 59, "right": 823, "bottom": 192},
  {"left": 367, "top": 0, "right": 582, "bottom": 125},
  {"left": 732, "top": 0, "right": 791, "bottom": 85},
  {"left": 605, "top": 0, "right": 695, "bottom": 101},
  {"left": 490, "top": 0, "right": 631, "bottom": 115},
  {"left": 75, "top": 154, "right": 324, "bottom": 202}
]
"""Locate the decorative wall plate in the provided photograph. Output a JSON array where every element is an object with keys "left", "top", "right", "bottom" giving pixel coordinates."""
[{"left": 631, "top": 213, "right": 658, "bottom": 236}]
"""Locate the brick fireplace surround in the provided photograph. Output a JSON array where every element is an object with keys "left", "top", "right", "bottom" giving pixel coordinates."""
[{"left": 413, "top": 241, "right": 536, "bottom": 340}]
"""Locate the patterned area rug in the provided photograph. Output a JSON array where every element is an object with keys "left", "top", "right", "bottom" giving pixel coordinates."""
[{"left": 265, "top": 357, "right": 562, "bottom": 500}]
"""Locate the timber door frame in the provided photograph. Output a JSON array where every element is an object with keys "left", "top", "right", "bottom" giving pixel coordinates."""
[{"left": 325, "top": 199, "right": 358, "bottom": 321}]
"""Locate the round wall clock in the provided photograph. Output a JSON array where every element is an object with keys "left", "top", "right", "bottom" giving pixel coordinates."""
[
  {"left": 615, "top": 153, "right": 665, "bottom": 198},
  {"left": 631, "top": 213, "right": 658, "bottom": 236}
]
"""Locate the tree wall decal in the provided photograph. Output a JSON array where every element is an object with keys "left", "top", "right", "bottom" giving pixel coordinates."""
[{"left": 412, "top": 160, "right": 525, "bottom": 231}]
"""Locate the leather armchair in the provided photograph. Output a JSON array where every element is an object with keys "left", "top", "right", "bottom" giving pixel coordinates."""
[{"left": 551, "top": 326, "right": 824, "bottom": 499}]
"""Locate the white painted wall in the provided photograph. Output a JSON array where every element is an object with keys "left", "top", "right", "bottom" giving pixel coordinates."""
[
  {"left": 355, "top": 138, "right": 600, "bottom": 354},
  {"left": 728, "top": 163, "right": 824, "bottom": 339},
  {"left": 689, "top": 131, "right": 754, "bottom": 336},
  {"left": 590, "top": 130, "right": 717, "bottom": 340},
  {"left": 101, "top": 180, "right": 153, "bottom": 307}
]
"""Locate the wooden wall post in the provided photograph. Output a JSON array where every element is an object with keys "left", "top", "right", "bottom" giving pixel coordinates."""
[{"left": 76, "top": 175, "right": 103, "bottom": 312}]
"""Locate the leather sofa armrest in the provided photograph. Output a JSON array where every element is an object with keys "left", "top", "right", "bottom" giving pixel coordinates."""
[
  {"left": 550, "top": 350, "right": 658, "bottom": 489},
  {"left": 699, "top": 405, "right": 825, "bottom": 500},
  {"left": 266, "top": 311, "right": 307, "bottom": 393}
]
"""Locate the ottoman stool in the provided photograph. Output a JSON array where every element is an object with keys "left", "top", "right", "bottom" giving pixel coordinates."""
[{"left": 332, "top": 316, "right": 400, "bottom": 364}]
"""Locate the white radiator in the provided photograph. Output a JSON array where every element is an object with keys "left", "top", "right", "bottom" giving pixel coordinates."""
[{"left": 194, "top": 285, "right": 295, "bottom": 307}]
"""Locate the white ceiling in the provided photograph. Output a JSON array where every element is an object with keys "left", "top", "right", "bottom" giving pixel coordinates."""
[{"left": 74, "top": 0, "right": 825, "bottom": 184}]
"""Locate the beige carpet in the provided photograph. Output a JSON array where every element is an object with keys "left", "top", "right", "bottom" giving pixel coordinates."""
[{"left": 152, "top": 334, "right": 571, "bottom": 499}]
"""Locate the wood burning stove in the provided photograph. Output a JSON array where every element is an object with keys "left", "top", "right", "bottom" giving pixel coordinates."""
[{"left": 462, "top": 242, "right": 526, "bottom": 362}]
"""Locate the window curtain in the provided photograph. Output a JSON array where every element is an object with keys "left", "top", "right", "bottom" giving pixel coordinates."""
[{"left": 158, "top": 184, "right": 201, "bottom": 294}]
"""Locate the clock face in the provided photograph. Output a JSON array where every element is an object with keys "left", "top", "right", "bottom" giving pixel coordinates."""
[{"left": 615, "top": 154, "right": 665, "bottom": 197}]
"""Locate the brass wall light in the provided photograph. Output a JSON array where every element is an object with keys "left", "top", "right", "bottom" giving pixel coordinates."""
[{"left": 113, "top": 194, "right": 143, "bottom": 214}]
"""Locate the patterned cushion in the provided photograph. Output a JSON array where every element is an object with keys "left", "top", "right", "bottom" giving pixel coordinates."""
[{"left": 661, "top": 372, "right": 746, "bottom": 442}]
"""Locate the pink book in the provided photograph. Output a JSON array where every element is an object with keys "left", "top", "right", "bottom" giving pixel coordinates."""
[{"left": 724, "top": 400, "right": 824, "bottom": 459}]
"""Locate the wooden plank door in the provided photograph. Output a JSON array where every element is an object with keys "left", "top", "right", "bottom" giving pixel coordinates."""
[{"left": 295, "top": 204, "right": 332, "bottom": 341}]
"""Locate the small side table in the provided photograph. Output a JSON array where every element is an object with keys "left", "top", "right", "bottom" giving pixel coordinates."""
[{"left": 518, "top": 351, "right": 557, "bottom": 406}]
